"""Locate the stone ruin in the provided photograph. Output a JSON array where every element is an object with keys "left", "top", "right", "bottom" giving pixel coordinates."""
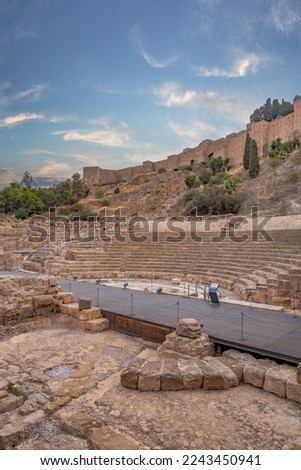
[
  {"left": 157, "top": 318, "right": 215, "bottom": 359},
  {"left": 0, "top": 275, "right": 109, "bottom": 333},
  {"left": 121, "top": 318, "right": 301, "bottom": 404}
]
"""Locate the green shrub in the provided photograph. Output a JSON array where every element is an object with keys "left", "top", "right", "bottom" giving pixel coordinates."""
[
  {"left": 209, "top": 172, "right": 229, "bottom": 186},
  {"left": 269, "top": 137, "right": 300, "bottom": 159},
  {"left": 224, "top": 179, "right": 237, "bottom": 193},
  {"left": 95, "top": 189, "right": 105, "bottom": 198},
  {"left": 131, "top": 211, "right": 139, "bottom": 217},
  {"left": 184, "top": 175, "right": 196, "bottom": 188},
  {"left": 101, "top": 199, "right": 110, "bottom": 207},
  {"left": 184, "top": 189, "right": 199, "bottom": 202},
  {"left": 185, "top": 186, "right": 242, "bottom": 216},
  {"left": 269, "top": 158, "right": 283, "bottom": 168},
  {"left": 199, "top": 169, "right": 212, "bottom": 185},
  {"left": 15, "top": 208, "right": 29, "bottom": 220},
  {"left": 57, "top": 208, "right": 71, "bottom": 217}
]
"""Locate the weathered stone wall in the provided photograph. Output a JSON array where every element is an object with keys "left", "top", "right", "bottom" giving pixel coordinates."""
[
  {"left": 0, "top": 275, "right": 63, "bottom": 326},
  {"left": 84, "top": 99, "right": 301, "bottom": 186},
  {"left": 121, "top": 347, "right": 301, "bottom": 404}
]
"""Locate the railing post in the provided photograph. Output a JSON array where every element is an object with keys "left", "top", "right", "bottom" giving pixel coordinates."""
[
  {"left": 239, "top": 312, "right": 246, "bottom": 341},
  {"left": 96, "top": 286, "right": 100, "bottom": 307}
]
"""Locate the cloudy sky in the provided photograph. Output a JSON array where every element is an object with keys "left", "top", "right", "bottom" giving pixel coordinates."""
[{"left": 0, "top": 0, "right": 300, "bottom": 187}]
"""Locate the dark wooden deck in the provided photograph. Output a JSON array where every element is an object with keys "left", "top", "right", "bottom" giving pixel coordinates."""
[{"left": 61, "top": 279, "right": 301, "bottom": 364}]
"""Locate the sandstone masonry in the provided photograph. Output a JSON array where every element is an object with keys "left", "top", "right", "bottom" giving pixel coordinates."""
[{"left": 83, "top": 99, "right": 301, "bottom": 186}]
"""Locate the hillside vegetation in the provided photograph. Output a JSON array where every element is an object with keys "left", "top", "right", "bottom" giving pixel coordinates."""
[
  {"left": 80, "top": 144, "right": 301, "bottom": 218},
  {"left": 1, "top": 139, "right": 301, "bottom": 220}
]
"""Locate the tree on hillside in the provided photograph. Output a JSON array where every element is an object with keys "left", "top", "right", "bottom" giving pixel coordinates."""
[
  {"left": 20, "top": 171, "right": 34, "bottom": 189},
  {"left": 264, "top": 98, "right": 273, "bottom": 122},
  {"left": 243, "top": 132, "right": 252, "bottom": 169},
  {"left": 210, "top": 156, "right": 228, "bottom": 174},
  {"left": 71, "top": 172, "right": 85, "bottom": 200},
  {"left": 272, "top": 99, "right": 280, "bottom": 120},
  {"left": 250, "top": 96, "right": 295, "bottom": 122},
  {"left": 249, "top": 139, "right": 260, "bottom": 178},
  {"left": 279, "top": 99, "right": 293, "bottom": 117}
]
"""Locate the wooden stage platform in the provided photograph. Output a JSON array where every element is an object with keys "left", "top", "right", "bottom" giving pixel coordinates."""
[{"left": 61, "top": 279, "right": 301, "bottom": 364}]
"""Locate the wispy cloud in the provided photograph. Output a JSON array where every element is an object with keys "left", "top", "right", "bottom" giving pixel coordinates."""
[
  {"left": 130, "top": 26, "right": 179, "bottom": 69},
  {"left": 168, "top": 119, "right": 217, "bottom": 141},
  {"left": 32, "top": 160, "right": 70, "bottom": 177},
  {"left": 153, "top": 81, "right": 249, "bottom": 122},
  {"left": 48, "top": 114, "right": 77, "bottom": 124},
  {"left": 0, "top": 112, "right": 44, "bottom": 127},
  {"left": 60, "top": 129, "right": 130, "bottom": 147},
  {"left": 270, "top": 0, "right": 301, "bottom": 34},
  {"left": 0, "top": 83, "right": 47, "bottom": 107},
  {"left": 52, "top": 118, "right": 132, "bottom": 148},
  {"left": 197, "top": 53, "right": 267, "bottom": 78},
  {"left": 22, "top": 149, "right": 57, "bottom": 156}
]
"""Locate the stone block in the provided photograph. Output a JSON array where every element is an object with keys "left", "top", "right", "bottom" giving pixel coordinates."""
[
  {"left": 61, "top": 412, "right": 98, "bottom": 439},
  {"left": 0, "top": 424, "right": 25, "bottom": 450},
  {"left": 60, "top": 303, "right": 79, "bottom": 316},
  {"left": 223, "top": 349, "right": 257, "bottom": 364},
  {"left": 79, "top": 298, "right": 92, "bottom": 310},
  {"left": 178, "top": 359, "right": 203, "bottom": 389},
  {"left": 32, "top": 295, "right": 54, "bottom": 309},
  {"left": 120, "top": 359, "right": 147, "bottom": 390},
  {"left": 160, "top": 359, "right": 183, "bottom": 391},
  {"left": 176, "top": 318, "right": 202, "bottom": 338},
  {"left": 217, "top": 357, "right": 244, "bottom": 382},
  {"left": 0, "top": 395, "right": 24, "bottom": 414},
  {"left": 244, "top": 358, "right": 278, "bottom": 388},
  {"left": 84, "top": 318, "right": 109, "bottom": 332},
  {"left": 55, "top": 292, "right": 77, "bottom": 304},
  {"left": 286, "top": 375, "right": 301, "bottom": 403},
  {"left": 199, "top": 357, "right": 239, "bottom": 390},
  {"left": 138, "top": 359, "right": 162, "bottom": 391},
  {"left": 263, "top": 365, "right": 296, "bottom": 397},
  {"left": 88, "top": 427, "right": 139, "bottom": 450},
  {"left": 45, "top": 396, "right": 72, "bottom": 414},
  {"left": 0, "top": 390, "right": 8, "bottom": 399},
  {"left": 120, "top": 368, "right": 140, "bottom": 390},
  {"left": 157, "top": 331, "right": 214, "bottom": 359},
  {"left": 243, "top": 365, "right": 266, "bottom": 388},
  {"left": 72, "top": 307, "right": 102, "bottom": 321}
]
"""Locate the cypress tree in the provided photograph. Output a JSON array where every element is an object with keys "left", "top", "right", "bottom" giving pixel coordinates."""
[
  {"left": 243, "top": 132, "right": 251, "bottom": 169},
  {"left": 249, "top": 139, "right": 260, "bottom": 178}
]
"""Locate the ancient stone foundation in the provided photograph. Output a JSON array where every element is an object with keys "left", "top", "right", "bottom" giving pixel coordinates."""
[
  {"left": 0, "top": 275, "right": 109, "bottom": 333},
  {"left": 121, "top": 350, "right": 301, "bottom": 403},
  {"left": 60, "top": 298, "right": 109, "bottom": 333},
  {"left": 157, "top": 318, "right": 215, "bottom": 359},
  {"left": 0, "top": 275, "right": 62, "bottom": 326},
  {"left": 121, "top": 319, "right": 301, "bottom": 404}
]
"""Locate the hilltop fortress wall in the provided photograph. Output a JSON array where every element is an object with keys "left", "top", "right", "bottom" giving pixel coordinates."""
[{"left": 83, "top": 99, "right": 301, "bottom": 186}]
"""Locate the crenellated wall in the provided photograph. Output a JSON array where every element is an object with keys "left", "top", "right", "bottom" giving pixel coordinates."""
[{"left": 84, "top": 99, "right": 301, "bottom": 186}]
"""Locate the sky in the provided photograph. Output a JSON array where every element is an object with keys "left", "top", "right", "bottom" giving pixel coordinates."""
[{"left": 0, "top": 0, "right": 301, "bottom": 187}]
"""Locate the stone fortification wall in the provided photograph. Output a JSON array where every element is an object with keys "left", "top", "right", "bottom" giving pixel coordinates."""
[{"left": 84, "top": 99, "right": 301, "bottom": 186}]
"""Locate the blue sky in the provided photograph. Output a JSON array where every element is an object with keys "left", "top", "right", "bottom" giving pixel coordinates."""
[{"left": 0, "top": 0, "right": 301, "bottom": 187}]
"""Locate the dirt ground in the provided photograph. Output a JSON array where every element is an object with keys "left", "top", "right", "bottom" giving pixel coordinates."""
[{"left": 0, "top": 317, "right": 300, "bottom": 450}]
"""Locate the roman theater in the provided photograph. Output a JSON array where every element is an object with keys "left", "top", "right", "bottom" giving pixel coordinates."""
[{"left": 0, "top": 104, "right": 301, "bottom": 450}]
